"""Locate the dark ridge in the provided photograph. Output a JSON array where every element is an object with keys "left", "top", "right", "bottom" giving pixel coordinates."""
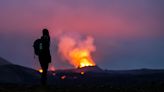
[
  {"left": 0, "top": 57, "right": 12, "bottom": 66},
  {"left": 0, "top": 64, "right": 40, "bottom": 84},
  {"left": 54, "top": 65, "right": 103, "bottom": 73}
]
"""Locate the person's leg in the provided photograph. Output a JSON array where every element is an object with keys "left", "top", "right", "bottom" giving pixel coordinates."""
[
  {"left": 41, "top": 62, "right": 48, "bottom": 85},
  {"left": 39, "top": 56, "right": 50, "bottom": 85},
  {"left": 39, "top": 56, "right": 44, "bottom": 85}
]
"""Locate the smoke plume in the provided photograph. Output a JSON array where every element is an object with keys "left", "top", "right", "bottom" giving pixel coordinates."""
[{"left": 57, "top": 33, "right": 96, "bottom": 68}]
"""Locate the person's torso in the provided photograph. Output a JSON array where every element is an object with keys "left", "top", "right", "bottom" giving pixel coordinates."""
[{"left": 40, "top": 35, "right": 50, "bottom": 55}]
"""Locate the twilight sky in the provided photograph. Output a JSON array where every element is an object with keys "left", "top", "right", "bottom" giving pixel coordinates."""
[{"left": 0, "top": 0, "right": 164, "bottom": 70}]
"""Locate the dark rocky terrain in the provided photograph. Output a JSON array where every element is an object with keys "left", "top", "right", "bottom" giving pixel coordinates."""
[{"left": 0, "top": 57, "right": 164, "bottom": 92}]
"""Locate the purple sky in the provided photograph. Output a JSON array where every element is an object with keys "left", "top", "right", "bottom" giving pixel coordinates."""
[{"left": 0, "top": 0, "right": 164, "bottom": 70}]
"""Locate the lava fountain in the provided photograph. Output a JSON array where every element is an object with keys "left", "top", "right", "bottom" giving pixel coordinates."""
[
  {"left": 69, "top": 49, "right": 95, "bottom": 68},
  {"left": 58, "top": 34, "right": 96, "bottom": 68}
]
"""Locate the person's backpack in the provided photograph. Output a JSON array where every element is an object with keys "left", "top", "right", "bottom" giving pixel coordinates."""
[{"left": 33, "top": 39, "right": 43, "bottom": 56}]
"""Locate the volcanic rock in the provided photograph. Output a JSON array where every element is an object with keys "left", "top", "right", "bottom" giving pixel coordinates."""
[
  {"left": 73, "top": 66, "right": 103, "bottom": 73},
  {"left": 55, "top": 66, "right": 103, "bottom": 74}
]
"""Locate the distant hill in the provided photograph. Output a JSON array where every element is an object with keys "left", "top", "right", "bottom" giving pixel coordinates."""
[
  {"left": 0, "top": 64, "right": 40, "bottom": 84},
  {"left": 0, "top": 57, "right": 12, "bottom": 66},
  {"left": 0, "top": 57, "right": 40, "bottom": 84},
  {"left": 105, "top": 68, "right": 164, "bottom": 75},
  {"left": 55, "top": 66, "right": 103, "bottom": 74}
]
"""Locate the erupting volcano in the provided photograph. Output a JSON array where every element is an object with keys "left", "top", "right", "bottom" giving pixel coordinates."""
[
  {"left": 58, "top": 34, "right": 96, "bottom": 68},
  {"left": 69, "top": 48, "right": 96, "bottom": 68}
]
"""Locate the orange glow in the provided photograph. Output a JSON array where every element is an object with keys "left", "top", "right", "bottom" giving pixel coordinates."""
[
  {"left": 80, "top": 71, "right": 85, "bottom": 75},
  {"left": 61, "top": 75, "right": 66, "bottom": 80},
  {"left": 69, "top": 49, "right": 95, "bottom": 68},
  {"left": 49, "top": 66, "right": 55, "bottom": 71},
  {"left": 38, "top": 69, "right": 43, "bottom": 73},
  {"left": 58, "top": 35, "right": 96, "bottom": 69}
]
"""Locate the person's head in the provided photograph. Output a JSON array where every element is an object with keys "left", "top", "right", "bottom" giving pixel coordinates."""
[{"left": 42, "top": 28, "right": 49, "bottom": 36}]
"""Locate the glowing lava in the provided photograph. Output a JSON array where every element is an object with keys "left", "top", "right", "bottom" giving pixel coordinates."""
[
  {"left": 49, "top": 65, "right": 56, "bottom": 72},
  {"left": 61, "top": 75, "right": 66, "bottom": 80},
  {"left": 80, "top": 71, "right": 85, "bottom": 75},
  {"left": 38, "top": 69, "right": 43, "bottom": 73},
  {"left": 69, "top": 49, "right": 95, "bottom": 68}
]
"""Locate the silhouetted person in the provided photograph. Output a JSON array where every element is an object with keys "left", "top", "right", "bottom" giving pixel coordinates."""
[{"left": 33, "top": 28, "right": 51, "bottom": 85}]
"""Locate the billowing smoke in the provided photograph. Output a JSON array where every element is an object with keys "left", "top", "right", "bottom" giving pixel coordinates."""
[{"left": 57, "top": 33, "right": 96, "bottom": 68}]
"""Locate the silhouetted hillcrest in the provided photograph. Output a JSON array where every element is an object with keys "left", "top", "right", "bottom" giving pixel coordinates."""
[
  {"left": 0, "top": 57, "right": 40, "bottom": 84},
  {"left": 0, "top": 57, "right": 12, "bottom": 66},
  {"left": 55, "top": 66, "right": 103, "bottom": 74},
  {"left": 0, "top": 64, "right": 40, "bottom": 84}
]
